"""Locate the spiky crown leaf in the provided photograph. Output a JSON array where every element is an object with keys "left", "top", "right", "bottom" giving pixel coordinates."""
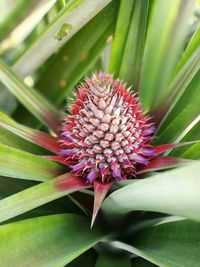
[{"left": 60, "top": 73, "right": 156, "bottom": 184}]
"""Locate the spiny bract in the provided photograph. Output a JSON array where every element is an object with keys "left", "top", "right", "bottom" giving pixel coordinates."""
[{"left": 60, "top": 73, "right": 156, "bottom": 184}]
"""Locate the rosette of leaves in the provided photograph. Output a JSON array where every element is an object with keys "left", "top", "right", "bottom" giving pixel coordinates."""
[{"left": 0, "top": 0, "right": 200, "bottom": 266}]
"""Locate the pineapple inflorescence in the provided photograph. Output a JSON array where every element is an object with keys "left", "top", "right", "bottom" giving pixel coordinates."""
[{"left": 60, "top": 73, "right": 156, "bottom": 184}]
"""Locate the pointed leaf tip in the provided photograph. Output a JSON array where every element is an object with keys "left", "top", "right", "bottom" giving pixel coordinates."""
[{"left": 91, "top": 181, "right": 113, "bottom": 228}]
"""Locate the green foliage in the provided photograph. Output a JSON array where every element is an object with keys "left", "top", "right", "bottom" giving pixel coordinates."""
[
  {"left": 0, "top": 214, "right": 105, "bottom": 266},
  {"left": 0, "top": 144, "right": 63, "bottom": 181},
  {"left": 102, "top": 162, "right": 200, "bottom": 221},
  {"left": 139, "top": 0, "right": 194, "bottom": 111},
  {"left": 0, "top": 0, "right": 200, "bottom": 266},
  {"left": 131, "top": 219, "right": 200, "bottom": 267}
]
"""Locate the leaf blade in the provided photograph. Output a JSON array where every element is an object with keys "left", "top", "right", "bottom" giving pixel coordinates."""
[
  {"left": 119, "top": 0, "right": 149, "bottom": 88},
  {"left": 131, "top": 219, "right": 200, "bottom": 267},
  {"left": 0, "top": 112, "right": 60, "bottom": 153},
  {"left": 0, "top": 214, "right": 105, "bottom": 266},
  {"left": 156, "top": 70, "right": 200, "bottom": 144},
  {"left": 139, "top": 0, "right": 194, "bottom": 111},
  {"left": 0, "top": 144, "right": 63, "bottom": 181},
  {"left": 0, "top": 173, "right": 90, "bottom": 223},
  {"left": 37, "top": 1, "right": 118, "bottom": 104},
  {"left": 102, "top": 162, "right": 200, "bottom": 221},
  {"left": 13, "top": 0, "right": 112, "bottom": 77},
  {"left": 108, "top": 0, "right": 134, "bottom": 76},
  {"left": 0, "top": 59, "right": 61, "bottom": 132}
]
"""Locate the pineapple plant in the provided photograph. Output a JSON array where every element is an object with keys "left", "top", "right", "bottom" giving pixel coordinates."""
[{"left": 0, "top": 0, "right": 200, "bottom": 266}]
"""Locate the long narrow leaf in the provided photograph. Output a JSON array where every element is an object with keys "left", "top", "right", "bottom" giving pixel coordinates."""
[
  {"left": 0, "top": 127, "right": 45, "bottom": 154},
  {"left": 175, "top": 24, "right": 200, "bottom": 74},
  {"left": 0, "top": 59, "right": 61, "bottom": 132},
  {"left": 13, "top": 0, "right": 112, "bottom": 77},
  {"left": 180, "top": 141, "right": 200, "bottom": 159},
  {"left": 0, "top": 173, "right": 90, "bottom": 223},
  {"left": 0, "top": 144, "right": 63, "bottom": 181},
  {"left": 0, "top": 0, "right": 56, "bottom": 53},
  {"left": 139, "top": 0, "right": 194, "bottom": 111},
  {"left": 108, "top": 0, "right": 134, "bottom": 77},
  {"left": 37, "top": 1, "right": 117, "bottom": 104},
  {"left": 0, "top": 112, "right": 60, "bottom": 153},
  {"left": 155, "top": 70, "right": 200, "bottom": 144},
  {"left": 0, "top": 0, "right": 34, "bottom": 42},
  {"left": 0, "top": 214, "right": 105, "bottom": 266},
  {"left": 137, "top": 156, "right": 186, "bottom": 174},
  {"left": 154, "top": 46, "right": 200, "bottom": 124},
  {"left": 169, "top": 122, "right": 200, "bottom": 157},
  {"left": 119, "top": 0, "right": 149, "bottom": 88}
]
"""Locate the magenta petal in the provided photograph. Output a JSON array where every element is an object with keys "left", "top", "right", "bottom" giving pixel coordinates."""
[
  {"left": 62, "top": 132, "right": 74, "bottom": 142},
  {"left": 144, "top": 126, "right": 156, "bottom": 135},
  {"left": 72, "top": 161, "right": 85, "bottom": 172},
  {"left": 112, "top": 165, "right": 122, "bottom": 181},
  {"left": 87, "top": 169, "right": 98, "bottom": 183},
  {"left": 141, "top": 148, "right": 156, "bottom": 156},
  {"left": 60, "top": 149, "right": 76, "bottom": 156},
  {"left": 132, "top": 154, "right": 148, "bottom": 165}
]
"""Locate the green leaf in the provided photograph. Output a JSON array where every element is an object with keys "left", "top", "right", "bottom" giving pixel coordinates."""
[
  {"left": 154, "top": 46, "right": 200, "bottom": 127},
  {"left": 95, "top": 254, "right": 131, "bottom": 267},
  {"left": 37, "top": 1, "right": 117, "bottom": 104},
  {"left": 0, "top": 112, "right": 60, "bottom": 153},
  {"left": 132, "top": 258, "right": 158, "bottom": 267},
  {"left": 155, "top": 69, "right": 200, "bottom": 144},
  {"left": 119, "top": 0, "right": 149, "bottom": 89},
  {"left": 13, "top": 0, "right": 112, "bottom": 77},
  {"left": 175, "top": 24, "right": 200, "bottom": 74},
  {"left": 102, "top": 162, "right": 200, "bottom": 221},
  {"left": 0, "top": 85, "right": 17, "bottom": 114},
  {"left": 0, "top": 59, "right": 61, "bottom": 132},
  {"left": 180, "top": 141, "right": 200, "bottom": 160},
  {"left": 0, "top": 144, "right": 63, "bottom": 181},
  {"left": 0, "top": 176, "right": 36, "bottom": 200},
  {"left": 130, "top": 219, "right": 200, "bottom": 267},
  {"left": 0, "top": 214, "right": 105, "bottom": 266},
  {"left": 0, "top": 0, "right": 56, "bottom": 54},
  {"left": 68, "top": 250, "right": 97, "bottom": 267},
  {"left": 0, "top": 127, "right": 45, "bottom": 154},
  {"left": 169, "top": 122, "right": 200, "bottom": 158},
  {"left": 139, "top": 0, "right": 194, "bottom": 111},
  {"left": 170, "top": 122, "right": 200, "bottom": 159},
  {"left": 0, "top": 0, "right": 34, "bottom": 42},
  {"left": 108, "top": 0, "right": 134, "bottom": 77},
  {"left": 0, "top": 177, "right": 76, "bottom": 222},
  {"left": 0, "top": 173, "right": 89, "bottom": 223}
]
